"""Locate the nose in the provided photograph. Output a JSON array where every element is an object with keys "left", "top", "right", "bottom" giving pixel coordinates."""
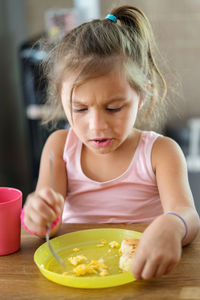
[{"left": 88, "top": 109, "right": 108, "bottom": 131}]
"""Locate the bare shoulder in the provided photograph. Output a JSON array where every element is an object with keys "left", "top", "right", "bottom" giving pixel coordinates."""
[
  {"left": 42, "top": 129, "right": 69, "bottom": 157},
  {"left": 153, "top": 135, "right": 183, "bottom": 154},
  {"left": 151, "top": 135, "right": 187, "bottom": 172},
  {"left": 46, "top": 129, "right": 68, "bottom": 145}
]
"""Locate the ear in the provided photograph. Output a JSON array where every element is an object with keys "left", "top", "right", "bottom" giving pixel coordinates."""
[
  {"left": 146, "top": 80, "right": 151, "bottom": 91},
  {"left": 138, "top": 98, "right": 144, "bottom": 110},
  {"left": 138, "top": 81, "right": 151, "bottom": 110}
]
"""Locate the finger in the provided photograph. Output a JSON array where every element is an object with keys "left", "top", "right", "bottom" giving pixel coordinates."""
[
  {"left": 164, "top": 262, "right": 177, "bottom": 275},
  {"left": 141, "top": 259, "right": 158, "bottom": 280},
  {"left": 55, "top": 193, "right": 65, "bottom": 214},
  {"left": 154, "top": 261, "right": 170, "bottom": 278},
  {"left": 24, "top": 216, "right": 46, "bottom": 235},
  {"left": 132, "top": 256, "right": 146, "bottom": 280},
  {"left": 31, "top": 204, "right": 56, "bottom": 225},
  {"left": 38, "top": 188, "right": 64, "bottom": 214},
  {"left": 23, "top": 208, "right": 47, "bottom": 234},
  {"left": 30, "top": 195, "right": 58, "bottom": 221},
  {"left": 38, "top": 188, "right": 57, "bottom": 207}
]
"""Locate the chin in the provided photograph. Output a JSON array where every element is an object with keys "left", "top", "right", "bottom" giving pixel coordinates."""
[{"left": 90, "top": 147, "right": 112, "bottom": 155}]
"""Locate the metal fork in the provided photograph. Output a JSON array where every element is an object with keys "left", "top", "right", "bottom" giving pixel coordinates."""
[{"left": 45, "top": 151, "right": 66, "bottom": 269}]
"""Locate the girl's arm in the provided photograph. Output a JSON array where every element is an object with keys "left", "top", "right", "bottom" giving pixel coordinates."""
[
  {"left": 23, "top": 129, "right": 68, "bottom": 237},
  {"left": 132, "top": 136, "right": 200, "bottom": 280},
  {"left": 153, "top": 136, "right": 199, "bottom": 245}
]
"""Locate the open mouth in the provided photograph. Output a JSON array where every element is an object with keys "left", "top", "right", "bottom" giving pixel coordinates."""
[
  {"left": 94, "top": 139, "right": 108, "bottom": 143},
  {"left": 89, "top": 138, "right": 113, "bottom": 148}
]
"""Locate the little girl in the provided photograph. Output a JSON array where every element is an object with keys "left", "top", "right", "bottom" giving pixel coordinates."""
[{"left": 22, "top": 5, "right": 199, "bottom": 280}]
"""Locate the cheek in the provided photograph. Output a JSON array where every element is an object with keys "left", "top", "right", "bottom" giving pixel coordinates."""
[
  {"left": 128, "top": 102, "right": 139, "bottom": 120},
  {"left": 120, "top": 105, "right": 138, "bottom": 127},
  {"left": 71, "top": 115, "right": 88, "bottom": 133}
]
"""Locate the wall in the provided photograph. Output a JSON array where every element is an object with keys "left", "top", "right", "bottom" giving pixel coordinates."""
[
  {"left": 101, "top": 0, "right": 200, "bottom": 123},
  {"left": 24, "top": 0, "right": 74, "bottom": 38}
]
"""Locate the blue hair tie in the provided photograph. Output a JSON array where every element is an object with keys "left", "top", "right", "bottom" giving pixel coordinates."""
[{"left": 105, "top": 14, "right": 117, "bottom": 23}]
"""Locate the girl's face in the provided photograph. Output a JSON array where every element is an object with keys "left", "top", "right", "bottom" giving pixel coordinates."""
[{"left": 61, "top": 67, "right": 142, "bottom": 155}]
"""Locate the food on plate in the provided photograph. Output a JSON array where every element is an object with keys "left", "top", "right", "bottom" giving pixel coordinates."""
[
  {"left": 96, "top": 239, "right": 107, "bottom": 247},
  {"left": 68, "top": 255, "right": 87, "bottom": 266},
  {"left": 73, "top": 259, "right": 108, "bottom": 276},
  {"left": 73, "top": 248, "right": 80, "bottom": 252},
  {"left": 109, "top": 241, "right": 120, "bottom": 248},
  {"left": 96, "top": 243, "right": 105, "bottom": 247},
  {"left": 63, "top": 237, "right": 138, "bottom": 277},
  {"left": 101, "top": 239, "right": 107, "bottom": 244},
  {"left": 119, "top": 238, "right": 140, "bottom": 272}
]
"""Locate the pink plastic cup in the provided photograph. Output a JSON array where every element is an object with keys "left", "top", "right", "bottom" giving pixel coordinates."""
[{"left": 0, "top": 187, "right": 22, "bottom": 255}]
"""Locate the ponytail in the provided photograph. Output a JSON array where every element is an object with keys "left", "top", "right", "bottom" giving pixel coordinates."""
[{"left": 110, "top": 6, "right": 167, "bottom": 120}]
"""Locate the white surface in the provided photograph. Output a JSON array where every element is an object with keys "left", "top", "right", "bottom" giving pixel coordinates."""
[
  {"left": 186, "top": 118, "right": 200, "bottom": 172},
  {"left": 74, "top": 0, "right": 100, "bottom": 24}
]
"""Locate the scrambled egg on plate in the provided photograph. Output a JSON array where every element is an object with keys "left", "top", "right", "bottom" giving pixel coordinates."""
[{"left": 63, "top": 239, "right": 121, "bottom": 277}]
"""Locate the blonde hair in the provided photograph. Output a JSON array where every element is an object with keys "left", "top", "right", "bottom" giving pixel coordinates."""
[{"left": 42, "top": 5, "right": 167, "bottom": 130}]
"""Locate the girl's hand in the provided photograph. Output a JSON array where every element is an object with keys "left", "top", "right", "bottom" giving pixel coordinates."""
[
  {"left": 132, "top": 215, "right": 183, "bottom": 280},
  {"left": 23, "top": 187, "right": 65, "bottom": 236}
]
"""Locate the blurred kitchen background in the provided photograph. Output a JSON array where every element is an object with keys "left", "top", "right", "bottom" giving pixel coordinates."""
[{"left": 0, "top": 0, "right": 200, "bottom": 212}]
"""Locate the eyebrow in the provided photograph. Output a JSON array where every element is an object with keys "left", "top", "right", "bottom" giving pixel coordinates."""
[
  {"left": 72, "top": 97, "right": 127, "bottom": 105},
  {"left": 106, "top": 97, "right": 127, "bottom": 104}
]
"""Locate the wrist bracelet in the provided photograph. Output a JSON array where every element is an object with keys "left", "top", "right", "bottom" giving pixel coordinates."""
[
  {"left": 20, "top": 207, "right": 61, "bottom": 236},
  {"left": 164, "top": 211, "right": 188, "bottom": 241}
]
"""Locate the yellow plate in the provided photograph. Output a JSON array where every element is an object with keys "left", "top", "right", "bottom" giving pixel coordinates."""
[{"left": 34, "top": 228, "right": 142, "bottom": 289}]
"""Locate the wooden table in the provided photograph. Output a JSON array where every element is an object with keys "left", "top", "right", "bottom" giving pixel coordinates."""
[{"left": 0, "top": 224, "right": 200, "bottom": 300}]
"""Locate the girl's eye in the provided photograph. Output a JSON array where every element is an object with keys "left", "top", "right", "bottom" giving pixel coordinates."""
[
  {"left": 106, "top": 107, "right": 122, "bottom": 112},
  {"left": 72, "top": 108, "right": 88, "bottom": 112}
]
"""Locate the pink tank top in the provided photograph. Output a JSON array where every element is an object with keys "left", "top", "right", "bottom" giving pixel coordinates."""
[{"left": 62, "top": 129, "right": 163, "bottom": 224}]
